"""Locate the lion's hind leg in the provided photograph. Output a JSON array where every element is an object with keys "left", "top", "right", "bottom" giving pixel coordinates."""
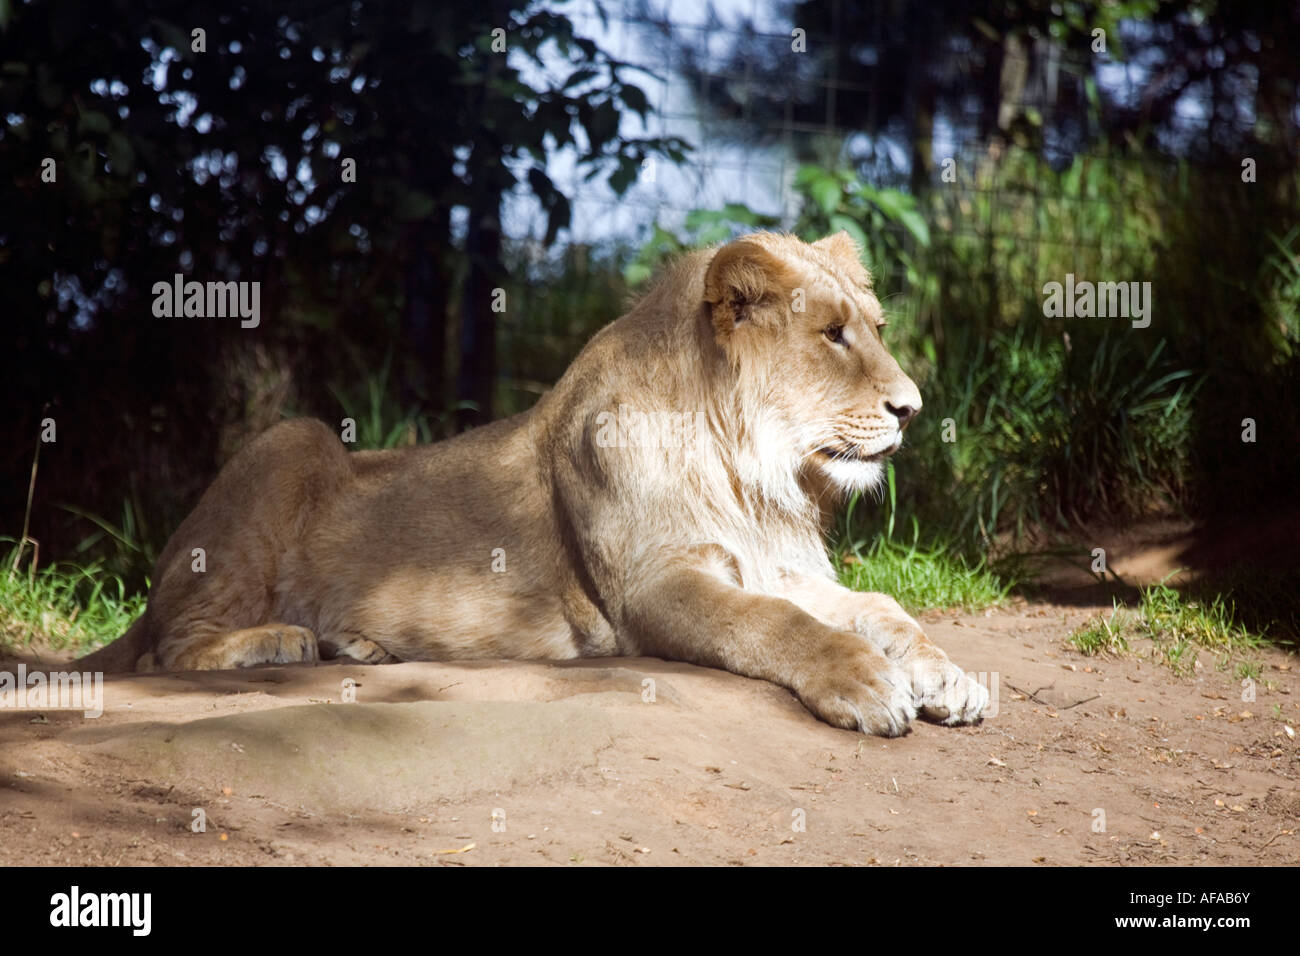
[{"left": 158, "top": 625, "right": 320, "bottom": 671}]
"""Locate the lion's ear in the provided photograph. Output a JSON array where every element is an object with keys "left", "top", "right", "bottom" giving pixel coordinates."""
[
  {"left": 703, "top": 237, "right": 786, "bottom": 332},
  {"left": 813, "top": 230, "right": 872, "bottom": 286}
]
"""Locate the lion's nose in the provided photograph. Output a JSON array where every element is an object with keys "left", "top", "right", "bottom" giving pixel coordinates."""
[{"left": 885, "top": 401, "right": 919, "bottom": 428}]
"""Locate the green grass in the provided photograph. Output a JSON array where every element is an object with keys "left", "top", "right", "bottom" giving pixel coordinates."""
[
  {"left": 1069, "top": 576, "right": 1267, "bottom": 675},
  {"left": 325, "top": 351, "right": 455, "bottom": 450},
  {"left": 836, "top": 534, "right": 1012, "bottom": 613},
  {"left": 906, "top": 327, "right": 1198, "bottom": 546},
  {"left": 1068, "top": 602, "right": 1131, "bottom": 656},
  {"left": 1138, "top": 580, "right": 1266, "bottom": 673},
  {"left": 834, "top": 464, "right": 1013, "bottom": 613},
  {"left": 1182, "top": 565, "right": 1300, "bottom": 650},
  {"left": 0, "top": 540, "right": 144, "bottom": 655}
]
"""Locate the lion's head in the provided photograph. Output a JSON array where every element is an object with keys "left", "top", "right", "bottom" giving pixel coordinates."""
[{"left": 701, "top": 231, "right": 923, "bottom": 496}]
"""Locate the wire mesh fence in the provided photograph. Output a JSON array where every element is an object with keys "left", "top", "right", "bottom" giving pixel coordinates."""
[{"left": 492, "top": 0, "right": 1263, "bottom": 413}]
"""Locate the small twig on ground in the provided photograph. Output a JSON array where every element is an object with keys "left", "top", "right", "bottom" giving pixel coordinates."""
[
  {"left": 1007, "top": 681, "right": 1098, "bottom": 711},
  {"left": 1257, "top": 830, "right": 1294, "bottom": 852},
  {"left": 1060, "top": 694, "right": 1101, "bottom": 710},
  {"left": 1006, "top": 682, "right": 1051, "bottom": 705}
]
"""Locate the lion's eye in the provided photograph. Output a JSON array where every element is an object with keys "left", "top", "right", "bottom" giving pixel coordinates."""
[{"left": 823, "top": 325, "right": 847, "bottom": 346}]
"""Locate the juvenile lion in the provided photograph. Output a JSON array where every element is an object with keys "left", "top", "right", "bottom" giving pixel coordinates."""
[{"left": 82, "top": 231, "right": 987, "bottom": 736}]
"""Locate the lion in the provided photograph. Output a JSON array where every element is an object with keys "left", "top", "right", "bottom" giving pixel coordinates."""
[{"left": 80, "top": 231, "right": 988, "bottom": 736}]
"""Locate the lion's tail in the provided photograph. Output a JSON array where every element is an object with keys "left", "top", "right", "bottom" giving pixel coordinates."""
[{"left": 77, "top": 613, "right": 153, "bottom": 673}]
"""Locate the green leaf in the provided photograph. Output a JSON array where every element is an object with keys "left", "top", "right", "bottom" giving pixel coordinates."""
[
  {"left": 527, "top": 166, "right": 554, "bottom": 200},
  {"left": 607, "top": 159, "right": 637, "bottom": 196},
  {"left": 897, "top": 208, "right": 930, "bottom": 247},
  {"left": 684, "top": 208, "right": 725, "bottom": 230},
  {"left": 793, "top": 164, "right": 824, "bottom": 187},
  {"left": 561, "top": 68, "right": 596, "bottom": 90},
  {"left": 696, "top": 222, "right": 733, "bottom": 245},
  {"left": 863, "top": 187, "right": 930, "bottom": 247},
  {"left": 585, "top": 99, "right": 619, "bottom": 147},
  {"left": 867, "top": 186, "right": 908, "bottom": 219},
  {"left": 544, "top": 194, "right": 570, "bottom": 245},
  {"left": 809, "top": 177, "right": 841, "bottom": 216},
  {"left": 620, "top": 83, "right": 649, "bottom": 118},
  {"left": 624, "top": 262, "right": 653, "bottom": 285}
]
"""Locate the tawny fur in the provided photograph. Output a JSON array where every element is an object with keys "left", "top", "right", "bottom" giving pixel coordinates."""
[{"left": 80, "top": 232, "right": 988, "bottom": 736}]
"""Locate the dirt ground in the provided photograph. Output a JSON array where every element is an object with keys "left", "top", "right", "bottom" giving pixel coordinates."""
[{"left": 2, "top": 601, "right": 1297, "bottom": 866}]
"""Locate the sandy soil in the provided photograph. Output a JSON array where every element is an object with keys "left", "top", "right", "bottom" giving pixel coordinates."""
[{"left": 1, "top": 603, "right": 1297, "bottom": 866}]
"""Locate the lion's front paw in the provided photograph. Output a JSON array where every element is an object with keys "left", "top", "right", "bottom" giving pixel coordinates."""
[
  {"left": 908, "top": 652, "right": 988, "bottom": 725},
  {"left": 797, "top": 645, "right": 917, "bottom": 737}
]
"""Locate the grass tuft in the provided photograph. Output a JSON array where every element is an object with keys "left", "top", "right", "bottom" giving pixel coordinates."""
[
  {"left": 0, "top": 539, "right": 144, "bottom": 655},
  {"left": 1068, "top": 602, "right": 1130, "bottom": 657},
  {"left": 1069, "top": 575, "right": 1266, "bottom": 675},
  {"left": 837, "top": 534, "right": 1012, "bottom": 614},
  {"left": 835, "top": 464, "right": 1013, "bottom": 613}
]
